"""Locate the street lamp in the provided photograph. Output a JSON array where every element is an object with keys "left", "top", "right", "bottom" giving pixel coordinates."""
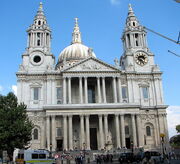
[
  {"left": 160, "top": 133, "right": 165, "bottom": 158},
  {"left": 131, "top": 141, "right": 134, "bottom": 154},
  {"left": 83, "top": 142, "right": 86, "bottom": 163},
  {"left": 50, "top": 143, "right": 52, "bottom": 158}
]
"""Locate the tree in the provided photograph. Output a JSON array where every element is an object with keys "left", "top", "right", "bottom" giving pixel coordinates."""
[
  {"left": 0, "top": 92, "right": 34, "bottom": 160},
  {"left": 176, "top": 124, "right": 180, "bottom": 133}
]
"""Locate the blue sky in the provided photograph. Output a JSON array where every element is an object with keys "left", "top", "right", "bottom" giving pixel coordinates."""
[{"left": 0, "top": 0, "right": 179, "bottom": 136}]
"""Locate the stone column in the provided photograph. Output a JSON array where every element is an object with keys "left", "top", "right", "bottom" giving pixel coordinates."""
[
  {"left": 41, "top": 117, "right": 46, "bottom": 148},
  {"left": 51, "top": 115, "right": 56, "bottom": 151},
  {"left": 85, "top": 115, "right": 90, "bottom": 150},
  {"left": 131, "top": 114, "right": 137, "bottom": 147},
  {"left": 63, "top": 115, "right": 68, "bottom": 150},
  {"left": 80, "top": 115, "right": 85, "bottom": 149},
  {"left": 120, "top": 114, "right": 126, "bottom": 147},
  {"left": 102, "top": 77, "right": 106, "bottom": 103},
  {"left": 98, "top": 114, "right": 104, "bottom": 149},
  {"left": 113, "top": 77, "right": 117, "bottom": 103},
  {"left": 115, "top": 114, "right": 121, "bottom": 148},
  {"left": 155, "top": 115, "right": 160, "bottom": 146},
  {"left": 104, "top": 114, "right": 108, "bottom": 144},
  {"left": 117, "top": 77, "right": 122, "bottom": 103},
  {"left": 136, "top": 114, "right": 143, "bottom": 147},
  {"left": 97, "top": 77, "right": 101, "bottom": 103},
  {"left": 63, "top": 77, "right": 67, "bottom": 104},
  {"left": 79, "top": 77, "right": 83, "bottom": 104},
  {"left": 68, "top": 115, "right": 73, "bottom": 150},
  {"left": 68, "top": 77, "right": 71, "bottom": 104},
  {"left": 84, "top": 77, "right": 88, "bottom": 104},
  {"left": 46, "top": 116, "right": 50, "bottom": 150}
]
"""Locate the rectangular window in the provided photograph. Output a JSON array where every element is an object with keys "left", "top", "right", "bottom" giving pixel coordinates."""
[
  {"left": 142, "top": 87, "right": 149, "bottom": 99},
  {"left": 57, "top": 128, "right": 62, "bottom": 137},
  {"left": 57, "top": 87, "right": 62, "bottom": 104},
  {"left": 39, "top": 154, "right": 46, "bottom": 159},
  {"left": 122, "top": 87, "right": 128, "bottom": 99},
  {"left": 32, "top": 154, "right": 38, "bottom": 159},
  {"left": 57, "top": 87, "right": 62, "bottom": 99},
  {"left": 34, "top": 88, "right": 39, "bottom": 100}
]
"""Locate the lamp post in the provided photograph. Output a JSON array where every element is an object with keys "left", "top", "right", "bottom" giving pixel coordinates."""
[
  {"left": 50, "top": 143, "right": 52, "bottom": 158},
  {"left": 83, "top": 142, "right": 86, "bottom": 163},
  {"left": 160, "top": 133, "right": 165, "bottom": 158},
  {"left": 131, "top": 141, "right": 134, "bottom": 154}
]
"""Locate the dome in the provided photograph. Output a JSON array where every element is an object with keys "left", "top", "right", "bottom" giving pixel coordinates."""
[
  {"left": 56, "top": 18, "right": 96, "bottom": 68},
  {"left": 58, "top": 43, "right": 96, "bottom": 64}
]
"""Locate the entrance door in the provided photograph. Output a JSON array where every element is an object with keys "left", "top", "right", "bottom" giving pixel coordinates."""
[
  {"left": 125, "top": 138, "right": 131, "bottom": 149},
  {"left": 56, "top": 139, "right": 63, "bottom": 151},
  {"left": 90, "top": 128, "right": 98, "bottom": 150}
]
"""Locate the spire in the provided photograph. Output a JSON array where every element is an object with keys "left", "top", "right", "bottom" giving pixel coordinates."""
[
  {"left": 72, "top": 18, "right": 82, "bottom": 44},
  {"left": 125, "top": 4, "right": 140, "bottom": 28}
]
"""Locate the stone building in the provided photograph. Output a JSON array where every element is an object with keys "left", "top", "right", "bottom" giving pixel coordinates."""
[{"left": 16, "top": 3, "right": 169, "bottom": 151}]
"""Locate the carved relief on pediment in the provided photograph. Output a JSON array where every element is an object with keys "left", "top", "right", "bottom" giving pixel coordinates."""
[
  {"left": 65, "top": 59, "right": 118, "bottom": 72},
  {"left": 80, "top": 62, "right": 102, "bottom": 70}
]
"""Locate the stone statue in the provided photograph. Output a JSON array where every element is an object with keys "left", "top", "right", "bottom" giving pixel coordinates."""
[{"left": 114, "top": 57, "right": 119, "bottom": 67}]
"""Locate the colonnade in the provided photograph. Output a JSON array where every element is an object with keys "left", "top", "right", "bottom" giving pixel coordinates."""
[
  {"left": 62, "top": 76, "right": 123, "bottom": 104},
  {"left": 45, "top": 113, "right": 143, "bottom": 151}
]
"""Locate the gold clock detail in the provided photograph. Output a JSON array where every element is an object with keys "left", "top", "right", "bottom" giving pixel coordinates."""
[{"left": 135, "top": 52, "right": 148, "bottom": 66}]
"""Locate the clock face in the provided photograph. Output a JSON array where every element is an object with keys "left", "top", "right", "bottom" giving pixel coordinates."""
[{"left": 135, "top": 52, "right": 148, "bottom": 66}]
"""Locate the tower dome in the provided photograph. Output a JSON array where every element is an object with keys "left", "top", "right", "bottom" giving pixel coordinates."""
[{"left": 57, "top": 18, "right": 96, "bottom": 69}]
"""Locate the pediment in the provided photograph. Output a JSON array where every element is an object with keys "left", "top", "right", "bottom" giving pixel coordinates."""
[{"left": 63, "top": 57, "right": 120, "bottom": 72}]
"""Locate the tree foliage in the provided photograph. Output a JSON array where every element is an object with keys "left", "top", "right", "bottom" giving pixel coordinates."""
[
  {"left": 0, "top": 92, "right": 34, "bottom": 159},
  {"left": 176, "top": 124, "right": 180, "bottom": 133}
]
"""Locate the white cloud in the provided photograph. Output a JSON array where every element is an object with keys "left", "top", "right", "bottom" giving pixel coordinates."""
[
  {"left": 0, "top": 85, "right": 3, "bottom": 93},
  {"left": 110, "top": 0, "right": 120, "bottom": 5},
  {"left": 167, "top": 106, "right": 180, "bottom": 138},
  {"left": 11, "top": 85, "right": 17, "bottom": 96}
]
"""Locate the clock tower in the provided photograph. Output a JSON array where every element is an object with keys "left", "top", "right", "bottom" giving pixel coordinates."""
[
  {"left": 19, "top": 2, "right": 55, "bottom": 73},
  {"left": 120, "top": 4, "right": 157, "bottom": 73}
]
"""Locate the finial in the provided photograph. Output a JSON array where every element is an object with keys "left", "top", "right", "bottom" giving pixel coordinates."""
[
  {"left": 128, "top": 4, "right": 133, "bottom": 13},
  {"left": 75, "top": 17, "right": 79, "bottom": 27},
  {"left": 39, "top": 2, "right": 43, "bottom": 12},
  {"left": 72, "top": 17, "right": 82, "bottom": 44}
]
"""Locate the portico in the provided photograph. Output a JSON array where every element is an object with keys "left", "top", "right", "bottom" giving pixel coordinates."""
[{"left": 45, "top": 111, "right": 143, "bottom": 151}]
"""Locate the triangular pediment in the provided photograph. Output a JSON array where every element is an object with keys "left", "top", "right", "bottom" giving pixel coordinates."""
[{"left": 63, "top": 57, "right": 120, "bottom": 72}]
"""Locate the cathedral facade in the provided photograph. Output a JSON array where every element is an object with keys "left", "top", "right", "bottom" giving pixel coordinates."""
[{"left": 17, "top": 3, "right": 169, "bottom": 152}]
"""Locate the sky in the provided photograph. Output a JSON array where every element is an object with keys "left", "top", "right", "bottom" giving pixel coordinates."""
[{"left": 0, "top": 0, "right": 179, "bottom": 137}]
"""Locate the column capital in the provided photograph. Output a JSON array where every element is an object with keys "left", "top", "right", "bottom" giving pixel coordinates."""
[
  {"left": 68, "top": 115, "right": 73, "bottom": 118},
  {"left": 98, "top": 114, "right": 102, "bottom": 118},
  {"left": 85, "top": 114, "right": 90, "bottom": 118},
  {"left": 120, "top": 113, "right": 125, "bottom": 116},
  {"left": 104, "top": 114, "right": 108, "bottom": 117},
  {"left": 51, "top": 115, "right": 56, "bottom": 118},
  {"left": 68, "top": 77, "right": 71, "bottom": 79},
  {"left": 115, "top": 113, "right": 120, "bottom": 117},
  {"left": 80, "top": 114, "right": 84, "bottom": 118},
  {"left": 63, "top": 115, "right": 67, "bottom": 118}
]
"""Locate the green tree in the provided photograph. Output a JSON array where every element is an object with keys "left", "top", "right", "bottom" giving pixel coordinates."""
[
  {"left": 176, "top": 124, "right": 180, "bottom": 133},
  {"left": 0, "top": 92, "right": 34, "bottom": 160}
]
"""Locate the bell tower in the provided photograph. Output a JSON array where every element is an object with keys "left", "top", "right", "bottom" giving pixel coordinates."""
[
  {"left": 19, "top": 2, "right": 55, "bottom": 73},
  {"left": 120, "top": 4, "right": 156, "bottom": 72}
]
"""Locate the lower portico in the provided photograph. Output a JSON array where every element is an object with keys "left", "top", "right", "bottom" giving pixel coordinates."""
[{"left": 44, "top": 105, "right": 150, "bottom": 151}]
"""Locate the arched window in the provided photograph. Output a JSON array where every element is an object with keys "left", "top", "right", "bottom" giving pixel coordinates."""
[
  {"left": 33, "top": 128, "right": 38, "bottom": 140},
  {"left": 146, "top": 126, "right": 151, "bottom": 136},
  {"left": 38, "top": 20, "right": 41, "bottom": 25}
]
